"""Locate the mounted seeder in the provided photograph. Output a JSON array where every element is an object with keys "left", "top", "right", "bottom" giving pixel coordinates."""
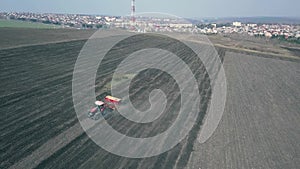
[{"left": 87, "top": 95, "right": 122, "bottom": 120}]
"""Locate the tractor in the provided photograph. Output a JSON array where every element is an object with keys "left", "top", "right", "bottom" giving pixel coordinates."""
[{"left": 88, "top": 95, "right": 122, "bottom": 120}]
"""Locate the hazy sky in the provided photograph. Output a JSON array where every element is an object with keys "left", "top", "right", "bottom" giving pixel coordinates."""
[{"left": 0, "top": 0, "right": 299, "bottom": 18}]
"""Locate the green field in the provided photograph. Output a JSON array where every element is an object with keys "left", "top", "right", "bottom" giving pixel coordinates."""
[{"left": 0, "top": 19, "right": 60, "bottom": 29}]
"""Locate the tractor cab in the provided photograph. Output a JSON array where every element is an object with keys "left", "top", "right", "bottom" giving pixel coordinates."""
[
  {"left": 88, "top": 101, "right": 105, "bottom": 120},
  {"left": 95, "top": 101, "right": 105, "bottom": 110}
]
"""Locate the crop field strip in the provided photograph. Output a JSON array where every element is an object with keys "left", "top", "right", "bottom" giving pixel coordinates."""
[
  {"left": 0, "top": 28, "right": 95, "bottom": 50},
  {"left": 38, "top": 35, "right": 212, "bottom": 169},
  {"left": 1, "top": 34, "right": 214, "bottom": 169},
  {"left": 0, "top": 19, "right": 61, "bottom": 29},
  {"left": 0, "top": 40, "right": 87, "bottom": 168},
  {"left": 187, "top": 52, "right": 300, "bottom": 169}
]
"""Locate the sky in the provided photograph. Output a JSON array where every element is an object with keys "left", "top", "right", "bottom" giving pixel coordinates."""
[{"left": 0, "top": 0, "right": 299, "bottom": 18}]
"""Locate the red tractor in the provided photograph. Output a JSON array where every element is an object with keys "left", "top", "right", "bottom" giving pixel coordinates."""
[{"left": 88, "top": 95, "right": 122, "bottom": 120}]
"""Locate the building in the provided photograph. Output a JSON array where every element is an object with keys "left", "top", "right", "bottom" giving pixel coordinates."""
[
  {"left": 247, "top": 23, "right": 257, "bottom": 27},
  {"left": 264, "top": 32, "right": 273, "bottom": 38},
  {"left": 233, "top": 21, "right": 242, "bottom": 27},
  {"left": 169, "top": 23, "right": 193, "bottom": 28}
]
